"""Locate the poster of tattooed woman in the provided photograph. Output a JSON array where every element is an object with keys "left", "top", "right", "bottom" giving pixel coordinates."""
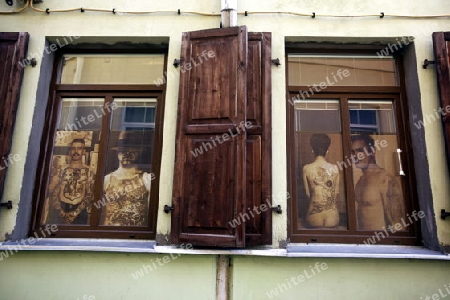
[{"left": 296, "top": 132, "right": 347, "bottom": 230}]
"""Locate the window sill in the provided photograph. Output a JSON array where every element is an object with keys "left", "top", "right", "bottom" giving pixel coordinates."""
[
  {"left": 0, "top": 240, "right": 448, "bottom": 260},
  {"left": 0, "top": 238, "right": 285, "bottom": 256},
  {"left": 0, "top": 239, "right": 156, "bottom": 253},
  {"left": 286, "top": 243, "right": 450, "bottom": 260}
]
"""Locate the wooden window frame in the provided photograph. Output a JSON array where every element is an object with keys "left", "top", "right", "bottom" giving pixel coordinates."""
[
  {"left": 286, "top": 48, "right": 421, "bottom": 245},
  {"left": 30, "top": 51, "right": 167, "bottom": 239}
]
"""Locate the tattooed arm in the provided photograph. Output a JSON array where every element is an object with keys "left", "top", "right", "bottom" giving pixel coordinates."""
[{"left": 379, "top": 174, "right": 405, "bottom": 229}]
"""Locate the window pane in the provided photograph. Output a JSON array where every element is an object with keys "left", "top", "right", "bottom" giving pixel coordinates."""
[
  {"left": 42, "top": 98, "right": 104, "bottom": 225},
  {"left": 294, "top": 99, "right": 348, "bottom": 230},
  {"left": 100, "top": 98, "right": 156, "bottom": 227},
  {"left": 288, "top": 55, "right": 398, "bottom": 86},
  {"left": 295, "top": 100, "right": 341, "bottom": 132},
  {"left": 349, "top": 100, "right": 406, "bottom": 231},
  {"left": 60, "top": 55, "right": 165, "bottom": 84},
  {"left": 349, "top": 101, "right": 397, "bottom": 134}
]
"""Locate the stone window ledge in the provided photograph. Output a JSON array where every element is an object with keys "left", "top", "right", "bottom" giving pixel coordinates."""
[{"left": 0, "top": 239, "right": 448, "bottom": 260}]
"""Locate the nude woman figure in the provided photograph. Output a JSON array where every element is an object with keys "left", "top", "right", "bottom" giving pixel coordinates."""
[{"left": 302, "top": 133, "right": 340, "bottom": 228}]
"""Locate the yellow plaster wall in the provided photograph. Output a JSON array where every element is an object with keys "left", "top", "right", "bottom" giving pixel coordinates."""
[
  {"left": 0, "top": 251, "right": 217, "bottom": 300},
  {"left": 232, "top": 256, "right": 450, "bottom": 300},
  {"left": 0, "top": 0, "right": 449, "bottom": 246}
]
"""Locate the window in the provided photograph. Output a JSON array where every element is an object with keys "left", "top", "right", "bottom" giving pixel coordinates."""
[
  {"left": 0, "top": 32, "right": 29, "bottom": 200},
  {"left": 31, "top": 53, "right": 166, "bottom": 239},
  {"left": 287, "top": 51, "right": 421, "bottom": 245}
]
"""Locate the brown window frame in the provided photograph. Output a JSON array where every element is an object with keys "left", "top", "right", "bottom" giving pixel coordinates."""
[
  {"left": 286, "top": 47, "right": 421, "bottom": 245},
  {"left": 30, "top": 50, "right": 167, "bottom": 239}
]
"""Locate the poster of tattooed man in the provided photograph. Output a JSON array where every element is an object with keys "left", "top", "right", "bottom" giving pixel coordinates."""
[
  {"left": 42, "top": 131, "right": 97, "bottom": 225},
  {"left": 297, "top": 132, "right": 405, "bottom": 231}
]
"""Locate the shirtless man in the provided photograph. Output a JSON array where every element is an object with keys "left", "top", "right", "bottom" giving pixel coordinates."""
[
  {"left": 101, "top": 130, "right": 153, "bottom": 226},
  {"left": 351, "top": 134, "right": 405, "bottom": 231},
  {"left": 302, "top": 133, "right": 340, "bottom": 228}
]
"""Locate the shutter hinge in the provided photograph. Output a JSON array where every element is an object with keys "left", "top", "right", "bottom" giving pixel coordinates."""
[
  {"left": 163, "top": 205, "right": 174, "bottom": 213},
  {"left": 423, "top": 59, "right": 435, "bottom": 69},
  {"left": 271, "top": 205, "right": 282, "bottom": 214},
  {"left": 173, "top": 59, "right": 181, "bottom": 67},
  {"left": 23, "top": 58, "right": 37, "bottom": 68},
  {"left": 0, "top": 201, "right": 12, "bottom": 209},
  {"left": 271, "top": 58, "right": 281, "bottom": 67},
  {"left": 441, "top": 209, "right": 450, "bottom": 220}
]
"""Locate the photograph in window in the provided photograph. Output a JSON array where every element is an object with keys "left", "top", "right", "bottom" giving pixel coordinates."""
[
  {"left": 41, "top": 97, "right": 104, "bottom": 225},
  {"left": 294, "top": 100, "right": 348, "bottom": 230},
  {"left": 99, "top": 99, "right": 156, "bottom": 227},
  {"left": 349, "top": 101, "right": 406, "bottom": 231},
  {"left": 42, "top": 130, "right": 99, "bottom": 225}
]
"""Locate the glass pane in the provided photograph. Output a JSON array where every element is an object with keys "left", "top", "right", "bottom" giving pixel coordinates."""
[
  {"left": 41, "top": 98, "right": 104, "bottom": 225},
  {"left": 288, "top": 55, "right": 398, "bottom": 86},
  {"left": 349, "top": 101, "right": 396, "bottom": 134},
  {"left": 60, "top": 54, "right": 165, "bottom": 85},
  {"left": 295, "top": 100, "right": 341, "bottom": 132},
  {"left": 294, "top": 99, "right": 348, "bottom": 230},
  {"left": 349, "top": 100, "right": 406, "bottom": 231},
  {"left": 100, "top": 98, "right": 157, "bottom": 227}
]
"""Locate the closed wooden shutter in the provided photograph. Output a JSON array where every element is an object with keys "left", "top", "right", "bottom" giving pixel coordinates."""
[
  {"left": 172, "top": 27, "right": 272, "bottom": 247},
  {"left": 0, "top": 32, "right": 29, "bottom": 198},
  {"left": 432, "top": 32, "right": 450, "bottom": 170}
]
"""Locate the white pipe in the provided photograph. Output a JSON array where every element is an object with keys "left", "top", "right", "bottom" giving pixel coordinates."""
[
  {"left": 221, "top": 0, "right": 237, "bottom": 27},
  {"left": 216, "top": 255, "right": 230, "bottom": 300}
]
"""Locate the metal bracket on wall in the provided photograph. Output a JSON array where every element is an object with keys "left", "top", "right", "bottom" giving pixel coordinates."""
[
  {"left": 423, "top": 59, "right": 435, "bottom": 69},
  {"left": 163, "top": 205, "right": 173, "bottom": 213},
  {"left": 23, "top": 58, "right": 37, "bottom": 68},
  {"left": 173, "top": 59, "right": 181, "bottom": 67},
  {"left": 0, "top": 201, "right": 12, "bottom": 209},
  {"left": 271, "top": 205, "right": 282, "bottom": 214},
  {"left": 441, "top": 209, "right": 450, "bottom": 220},
  {"left": 271, "top": 58, "right": 281, "bottom": 66}
]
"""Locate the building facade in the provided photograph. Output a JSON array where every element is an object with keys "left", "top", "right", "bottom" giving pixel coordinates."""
[{"left": 1, "top": 0, "right": 450, "bottom": 299}]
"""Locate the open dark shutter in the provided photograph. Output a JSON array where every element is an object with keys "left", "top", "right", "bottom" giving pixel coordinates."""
[
  {"left": 0, "top": 32, "right": 29, "bottom": 198},
  {"left": 172, "top": 26, "right": 248, "bottom": 247},
  {"left": 245, "top": 32, "right": 272, "bottom": 245},
  {"left": 432, "top": 32, "right": 450, "bottom": 170}
]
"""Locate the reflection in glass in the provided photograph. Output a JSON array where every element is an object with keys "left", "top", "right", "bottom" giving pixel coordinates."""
[
  {"left": 60, "top": 55, "right": 165, "bottom": 85},
  {"left": 349, "top": 101, "right": 405, "bottom": 231},
  {"left": 100, "top": 99, "right": 156, "bottom": 226},
  {"left": 349, "top": 101, "right": 396, "bottom": 134},
  {"left": 288, "top": 55, "right": 398, "bottom": 87},
  {"left": 42, "top": 98, "right": 104, "bottom": 225},
  {"left": 294, "top": 99, "right": 348, "bottom": 230}
]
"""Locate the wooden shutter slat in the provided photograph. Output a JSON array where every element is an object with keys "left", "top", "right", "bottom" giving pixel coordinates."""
[
  {"left": 245, "top": 135, "right": 262, "bottom": 235},
  {"left": 246, "top": 36, "right": 263, "bottom": 134},
  {"left": 184, "top": 136, "right": 236, "bottom": 230}
]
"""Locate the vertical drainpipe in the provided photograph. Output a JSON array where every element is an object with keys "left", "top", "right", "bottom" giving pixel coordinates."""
[
  {"left": 216, "top": 255, "right": 230, "bottom": 300},
  {"left": 217, "top": 3, "right": 236, "bottom": 299},
  {"left": 221, "top": 0, "right": 237, "bottom": 28}
]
